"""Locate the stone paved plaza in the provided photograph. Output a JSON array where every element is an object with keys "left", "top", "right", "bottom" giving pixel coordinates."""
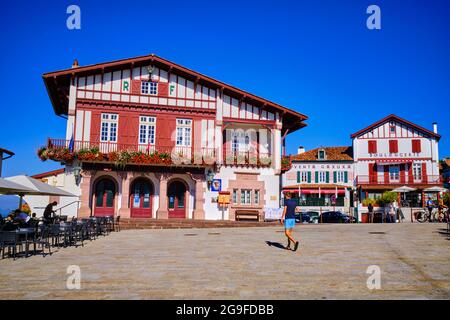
[{"left": 0, "top": 223, "right": 449, "bottom": 299}]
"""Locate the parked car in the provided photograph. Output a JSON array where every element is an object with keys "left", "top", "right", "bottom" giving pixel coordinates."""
[
  {"left": 295, "top": 212, "right": 311, "bottom": 223},
  {"left": 319, "top": 211, "right": 356, "bottom": 223},
  {"left": 305, "top": 211, "right": 320, "bottom": 224}
]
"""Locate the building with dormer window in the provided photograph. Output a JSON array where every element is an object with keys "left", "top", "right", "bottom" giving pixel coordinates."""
[{"left": 282, "top": 146, "right": 354, "bottom": 211}]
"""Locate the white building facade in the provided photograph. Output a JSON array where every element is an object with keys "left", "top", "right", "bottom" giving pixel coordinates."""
[
  {"left": 282, "top": 146, "right": 354, "bottom": 213},
  {"left": 352, "top": 114, "right": 441, "bottom": 209}
]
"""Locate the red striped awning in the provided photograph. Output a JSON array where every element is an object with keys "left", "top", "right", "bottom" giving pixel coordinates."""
[
  {"left": 376, "top": 159, "right": 413, "bottom": 165},
  {"left": 283, "top": 189, "right": 345, "bottom": 195}
]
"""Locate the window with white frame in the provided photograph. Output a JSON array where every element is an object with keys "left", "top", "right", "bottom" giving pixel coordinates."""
[
  {"left": 176, "top": 119, "right": 192, "bottom": 147},
  {"left": 141, "top": 81, "right": 158, "bottom": 95},
  {"left": 318, "top": 149, "right": 326, "bottom": 160},
  {"left": 318, "top": 171, "right": 327, "bottom": 183},
  {"left": 389, "top": 165, "right": 400, "bottom": 180},
  {"left": 100, "top": 113, "right": 118, "bottom": 142},
  {"left": 413, "top": 163, "right": 422, "bottom": 180},
  {"left": 138, "top": 116, "right": 156, "bottom": 145},
  {"left": 241, "top": 189, "right": 252, "bottom": 205},
  {"left": 231, "top": 132, "right": 239, "bottom": 153},
  {"left": 232, "top": 189, "right": 238, "bottom": 204},
  {"left": 335, "top": 171, "right": 346, "bottom": 183},
  {"left": 231, "top": 130, "right": 251, "bottom": 154},
  {"left": 254, "top": 190, "right": 260, "bottom": 205}
]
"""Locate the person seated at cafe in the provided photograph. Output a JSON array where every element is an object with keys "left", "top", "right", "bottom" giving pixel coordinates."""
[
  {"left": 2, "top": 213, "right": 18, "bottom": 231},
  {"left": 12, "top": 209, "right": 31, "bottom": 227}
]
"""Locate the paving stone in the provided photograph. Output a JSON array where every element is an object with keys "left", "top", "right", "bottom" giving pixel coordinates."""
[{"left": 0, "top": 223, "right": 448, "bottom": 299}]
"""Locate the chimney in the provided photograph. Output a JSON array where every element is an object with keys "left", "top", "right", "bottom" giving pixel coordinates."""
[
  {"left": 432, "top": 122, "right": 438, "bottom": 134},
  {"left": 72, "top": 59, "right": 79, "bottom": 68},
  {"left": 297, "top": 146, "right": 305, "bottom": 154}
]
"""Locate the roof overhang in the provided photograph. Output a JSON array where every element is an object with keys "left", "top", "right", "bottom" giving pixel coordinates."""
[
  {"left": 43, "top": 54, "right": 308, "bottom": 134},
  {"left": 350, "top": 114, "right": 441, "bottom": 141}
]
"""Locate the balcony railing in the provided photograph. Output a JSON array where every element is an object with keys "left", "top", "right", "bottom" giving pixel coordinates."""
[
  {"left": 43, "top": 138, "right": 215, "bottom": 166},
  {"left": 223, "top": 151, "right": 272, "bottom": 167},
  {"left": 356, "top": 175, "right": 441, "bottom": 185}
]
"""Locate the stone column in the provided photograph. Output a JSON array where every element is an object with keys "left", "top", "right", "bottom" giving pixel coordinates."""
[
  {"left": 78, "top": 170, "right": 93, "bottom": 218},
  {"left": 191, "top": 173, "right": 205, "bottom": 220},
  {"left": 156, "top": 173, "right": 169, "bottom": 219},
  {"left": 118, "top": 171, "right": 131, "bottom": 219}
]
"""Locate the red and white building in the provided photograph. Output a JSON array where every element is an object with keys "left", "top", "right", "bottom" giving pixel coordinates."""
[
  {"left": 41, "top": 54, "right": 307, "bottom": 220},
  {"left": 352, "top": 114, "right": 441, "bottom": 208}
]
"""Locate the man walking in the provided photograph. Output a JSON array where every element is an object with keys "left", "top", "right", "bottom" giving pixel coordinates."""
[{"left": 281, "top": 192, "right": 299, "bottom": 251}]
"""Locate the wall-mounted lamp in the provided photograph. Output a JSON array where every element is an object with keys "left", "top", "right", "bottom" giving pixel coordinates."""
[
  {"left": 73, "top": 165, "right": 82, "bottom": 185},
  {"left": 206, "top": 169, "right": 215, "bottom": 190},
  {"left": 147, "top": 65, "right": 154, "bottom": 79}
]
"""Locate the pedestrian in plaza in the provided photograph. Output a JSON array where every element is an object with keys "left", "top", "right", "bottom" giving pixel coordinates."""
[
  {"left": 281, "top": 192, "right": 299, "bottom": 251},
  {"left": 426, "top": 197, "right": 434, "bottom": 222},
  {"left": 388, "top": 203, "right": 396, "bottom": 223},
  {"left": 368, "top": 202, "right": 374, "bottom": 223}
]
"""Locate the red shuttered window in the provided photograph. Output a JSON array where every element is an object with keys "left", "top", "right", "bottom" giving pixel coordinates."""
[
  {"left": 412, "top": 139, "right": 421, "bottom": 153},
  {"left": 368, "top": 140, "right": 377, "bottom": 154},
  {"left": 389, "top": 140, "right": 398, "bottom": 153},
  {"left": 158, "top": 82, "right": 169, "bottom": 97},
  {"left": 131, "top": 80, "right": 141, "bottom": 95}
]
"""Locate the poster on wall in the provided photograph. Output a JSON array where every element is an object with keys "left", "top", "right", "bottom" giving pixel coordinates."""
[{"left": 211, "top": 179, "right": 222, "bottom": 192}]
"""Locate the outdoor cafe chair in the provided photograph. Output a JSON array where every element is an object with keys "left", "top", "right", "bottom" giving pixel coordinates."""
[
  {"left": 72, "top": 222, "right": 84, "bottom": 247},
  {"left": 105, "top": 216, "right": 114, "bottom": 233},
  {"left": 33, "top": 226, "right": 52, "bottom": 257},
  {"left": 0, "top": 231, "right": 20, "bottom": 260},
  {"left": 81, "top": 219, "right": 96, "bottom": 241},
  {"left": 50, "top": 224, "right": 63, "bottom": 247}
]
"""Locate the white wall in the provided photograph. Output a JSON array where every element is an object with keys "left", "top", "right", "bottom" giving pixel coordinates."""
[{"left": 24, "top": 167, "right": 81, "bottom": 218}]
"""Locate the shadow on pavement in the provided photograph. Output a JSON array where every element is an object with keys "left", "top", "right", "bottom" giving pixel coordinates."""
[
  {"left": 265, "top": 241, "right": 288, "bottom": 250},
  {"left": 436, "top": 228, "right": 450, "bottom": 240}
]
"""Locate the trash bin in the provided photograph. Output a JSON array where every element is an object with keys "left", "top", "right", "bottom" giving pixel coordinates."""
[{"left": 361, "top": 213, "right": 368, "bottom": 223}]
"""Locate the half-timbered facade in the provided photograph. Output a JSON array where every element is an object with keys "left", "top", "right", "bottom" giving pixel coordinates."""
[
  {"left": 42, "top": 54, "right": 307, "bottom": 220},
  {"left": 352, "top": 114, "right": 441, "bottom": 207}
]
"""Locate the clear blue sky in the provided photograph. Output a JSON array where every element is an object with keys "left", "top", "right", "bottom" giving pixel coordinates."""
[{"left": 0, "top": 0, "right": 449, "bottom": 177}]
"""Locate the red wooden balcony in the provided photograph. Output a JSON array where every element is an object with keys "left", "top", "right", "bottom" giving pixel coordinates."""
[
  {"left": 42, "top": 138, "right": 216, "bottom": 167},
  {"left": 356, "top": 175, "right": 441, "bottom": 186}
]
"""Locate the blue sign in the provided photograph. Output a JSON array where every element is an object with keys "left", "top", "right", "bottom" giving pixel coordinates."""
[{"left": 211, "top": 179, "right": 222, "bottom": 192}]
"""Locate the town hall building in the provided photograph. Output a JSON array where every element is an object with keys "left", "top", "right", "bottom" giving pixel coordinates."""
[{"left": 40, "top": 54, "right": 308, "bottom": 221}]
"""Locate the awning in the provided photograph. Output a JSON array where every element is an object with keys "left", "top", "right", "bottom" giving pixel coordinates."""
[
  {"left": 376, "top": 159, "right": 412, "bottom": 165},
  {"left": 283, "top": 189, "right": 345, "bottom": 195}
]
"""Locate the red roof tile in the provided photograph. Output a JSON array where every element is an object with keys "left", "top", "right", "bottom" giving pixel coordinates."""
[{"left": 290, "top": 146, "right": 353, "bottom": 161}]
